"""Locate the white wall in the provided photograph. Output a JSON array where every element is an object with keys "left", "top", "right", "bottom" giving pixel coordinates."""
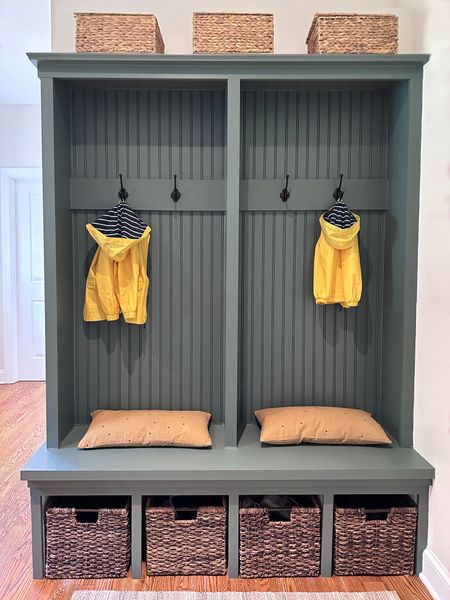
[
  {"left": 414, "top": 1, "right": 450, "bottom": 595},
  {"left": 0, "top": 0, "right": 49, "bottom": 167},
  {"left": 0, "top": 106, "right": 42, "bottom": 168},
  {"left": 52, "top": 0, "right": 426, "bottom": 53},
  {"left": 0, "top": 0, "right": 50, "bottom": 379},
  {"left": 0, "top": 108, "right": 42, "bottom": 379}
]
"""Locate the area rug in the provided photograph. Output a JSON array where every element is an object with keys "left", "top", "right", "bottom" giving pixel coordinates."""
[{"left": 72, "top": 592, "right": 401, "bottom": 600}]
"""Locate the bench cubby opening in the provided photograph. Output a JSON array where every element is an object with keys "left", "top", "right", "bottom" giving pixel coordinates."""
[
  {"left": 239, "top": 495, "right": 321, "bottom": 578},
  {"left": 44, "top": 495, "right": 131, "bottom": 579},
  {"left": 333, "top": 494, "right": 418, "bottom": 576},
  {"left": 145, "top": 495, "right": 227, "bottom": 575}
]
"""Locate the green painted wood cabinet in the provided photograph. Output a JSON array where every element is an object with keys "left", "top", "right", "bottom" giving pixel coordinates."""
[{"left": 21, "top": 53, "right": 434, "bottom": 581}]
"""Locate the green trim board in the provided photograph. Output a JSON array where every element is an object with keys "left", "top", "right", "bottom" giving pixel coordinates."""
[
  {"left": 240, "top": 180, "right": 387, "bottom": 210},
  {"left": 224, "top": 77, "right": 242, "bottom": 446},
  {"left": 381, "top": 76, "right": 424, "bottom": 447},
  {"left": 41, "top": 78, "right": 74, "bottom": 448},
  {"left": 28, "top": 53, "right": 430, "bottom": 81},
  {"left": 70, "top": 179, "right": 225, "bottom": 211},
  {"left": 28, "top": 54, "right": 430, "bottom": 65},
  {"left": 70, "top": 178, "right": 387, "bottom": 211}
]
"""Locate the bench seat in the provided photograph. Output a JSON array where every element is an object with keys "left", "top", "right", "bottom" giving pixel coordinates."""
[
  {"left": 21, "top": 424, "right": 433, "bottom": 484},
  {"left": 21, "top": 424, "right": 433, "bottom": 581}
]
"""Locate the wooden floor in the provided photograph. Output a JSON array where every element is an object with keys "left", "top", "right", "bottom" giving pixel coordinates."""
[{"left": 0, "top": 382, "right": 432, "bottom": 600}]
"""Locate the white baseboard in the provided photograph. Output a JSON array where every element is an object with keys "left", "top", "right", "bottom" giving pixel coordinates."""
[
  {"left": 421, "top": 548, "right": 450, "bottom": 600},
  {"left": 0, "top": 369, "right": 19, "bottom": 384}
]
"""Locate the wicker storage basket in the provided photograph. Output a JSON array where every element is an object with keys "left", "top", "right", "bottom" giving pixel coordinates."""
[
  {"left": 45, "top": 497, "right": 130, "bottom": 579},
  {"left": 334, "top": 495, "right": 417, "bottom": 576},
  {"left": 145, "top": 496, "right": 227, "bottom": 575},
  {"left": 239, "top": 496, "right": 321, "bottom": 578},
  {"left": 75, "top": 13, "right": 165, "bottom": 53},
  {"left": 193, "top": 13, "right": 274, "bottom": 54},
  {"left": 306, "top": 13, "right": 398, "bottom": 54}
]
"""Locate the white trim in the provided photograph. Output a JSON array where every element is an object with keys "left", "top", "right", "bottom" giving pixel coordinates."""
[
  {"left": 421, "top": 548, "right": 450, "bottom": 600},
  {"left": 0, "top": 168, "right": 42, "bottom": 384}
]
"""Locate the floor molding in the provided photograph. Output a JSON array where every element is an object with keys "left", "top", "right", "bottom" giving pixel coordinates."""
[{"left": 420, "top": 547, "right": 450, "bottom": 600}]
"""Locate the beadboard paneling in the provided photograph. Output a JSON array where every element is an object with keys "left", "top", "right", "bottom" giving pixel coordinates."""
[
  {"left": 71, "top": 88, "right": 226, "bottom": 180},
  {"left": 241, "top": 89, "right": 389, "bottom": 180},
  {"left": 73, "top": 210, "right": 225, "bottom": 424},
  {"left": 239, "top": 210, "right": 385, "bottom": 421}
]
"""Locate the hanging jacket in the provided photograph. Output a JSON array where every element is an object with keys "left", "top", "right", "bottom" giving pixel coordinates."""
[
  {"left": 313, "top": 213, "right": 362, "bottom": 308},
  {"left": 83, "top": 223, "right": 151, "bottom": 324}
]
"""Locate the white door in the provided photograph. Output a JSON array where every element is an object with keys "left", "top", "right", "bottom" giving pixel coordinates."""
[{"left": 15, "top": 180, "right": 45, "bottom": 380}]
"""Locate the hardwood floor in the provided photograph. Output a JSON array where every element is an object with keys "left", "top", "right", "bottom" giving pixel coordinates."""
[{"left": 0, "top": 382, "right": 432, "bottom": 600}]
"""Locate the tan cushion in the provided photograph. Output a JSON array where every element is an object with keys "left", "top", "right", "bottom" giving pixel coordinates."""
[
  {"left": 255, "top": 406, "right": 392, "bottom": 445},
  {"left": 78, "top": 409, "right": 212, "bottom": 449}
]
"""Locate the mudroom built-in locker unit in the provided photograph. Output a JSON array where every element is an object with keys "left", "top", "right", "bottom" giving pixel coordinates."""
[{"left": 22, "top": 54, "right": 434, "bottom": 579}]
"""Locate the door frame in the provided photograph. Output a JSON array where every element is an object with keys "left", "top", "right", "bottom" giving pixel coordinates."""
[{"left": 0, "top": 168, "right": 42, "bottom": 383}]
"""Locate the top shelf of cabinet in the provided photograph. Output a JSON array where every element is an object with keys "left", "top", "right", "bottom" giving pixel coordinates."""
[{"left": 27, "top": 53, "right": 430, "bottom": 82}]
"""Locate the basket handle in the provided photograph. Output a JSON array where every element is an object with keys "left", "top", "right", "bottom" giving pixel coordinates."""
[
  {"left": 267, "top": 508, "right": 295, "bottom": 523},
  {"left": 174, "top": 508, "right": 198, "bottom": 521},
  {"left": 74, "top": 508, "right": 100, "bottom": 524},
  {"left": 364, "top": 508, "right": 391, "bottom": 521}
]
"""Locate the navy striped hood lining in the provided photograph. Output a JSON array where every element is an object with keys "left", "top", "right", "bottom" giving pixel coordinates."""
[
  {"left": 323, "top": 201, "right": 356, "bottom": 229},
  {"left": 90, "top": 202, "right": 148, "bottom": 239}
]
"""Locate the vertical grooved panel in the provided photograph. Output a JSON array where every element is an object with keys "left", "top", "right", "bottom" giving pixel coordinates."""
[
  {"left": 128, "top": 90, "right": 138, "bottom": 179},
  {"left": 241, "top": 89, "right": 389, "bottom": 180},
  {"left": 71, "top": 88, "right": 226, "bottom": 180},
  {"left": 74, "top": 211, "right": 225, "bottom": 423},
  {"left": 240, "top": 211, "right": 385, "bottom": 421}
]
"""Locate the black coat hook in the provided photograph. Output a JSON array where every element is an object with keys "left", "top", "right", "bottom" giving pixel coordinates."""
[
  {"left": 170, "top": 174, "right": 181, "bottom": 202},
  {"left": 332, "top": 173, "right": 344, "bottom": 201},
  {"left": 280, "top": 174, "right": 290, "bottom": 202},
  {"left": 118, "top": 173, "right": 129, "bottom": 203}
]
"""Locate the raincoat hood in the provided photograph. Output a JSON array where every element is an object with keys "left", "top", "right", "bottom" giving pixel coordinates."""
[
  {"left": 319, "top": 213, "right": 360, "bottom": 251},
  {"left": 86, "top": 223, "right": 151, "bottom": 262}
]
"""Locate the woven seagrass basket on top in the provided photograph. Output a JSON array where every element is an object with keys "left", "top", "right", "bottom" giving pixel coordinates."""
[
  {"left": 75, "top": 13, "right": 165, "bottom": 53},
  {"left": 306, "top": 13, "right": 398, "bottom": 54},
  {"left": 193, "top": 13, "right": 274, "bottom": 54}
]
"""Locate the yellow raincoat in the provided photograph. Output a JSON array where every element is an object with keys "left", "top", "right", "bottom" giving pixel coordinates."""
[
  {"left": 83, "top": 223, "right": 151, "bottom": 324},
  {"left": 313, "top": 213, "right": 362, "bottom": 308}
]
